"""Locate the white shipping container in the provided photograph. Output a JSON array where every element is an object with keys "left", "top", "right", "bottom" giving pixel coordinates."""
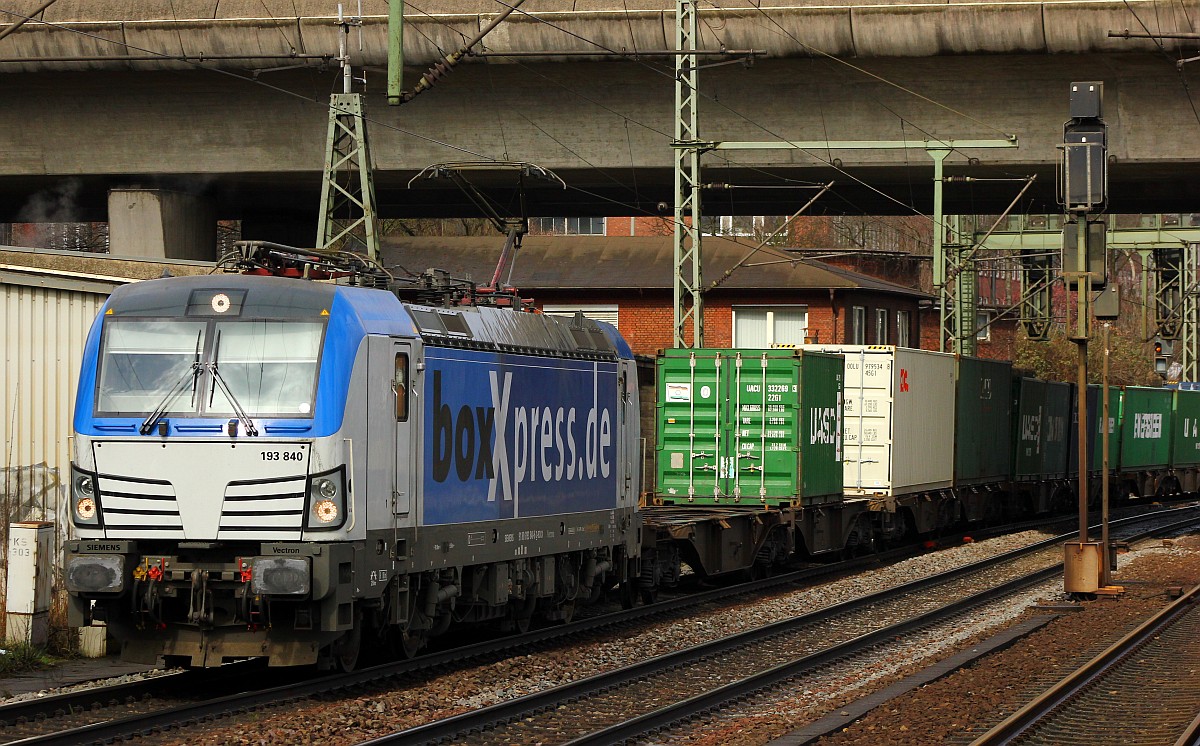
[{"left": 802, "top": 345, "right": 956, "bottom": 496}]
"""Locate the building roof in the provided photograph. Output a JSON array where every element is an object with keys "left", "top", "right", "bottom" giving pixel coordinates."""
[
  {"left": 381, "top": 236, "right": 932, "bottom": 298},
  {"left": 0, "top": 247, "right": 212, "bottom": 282}
]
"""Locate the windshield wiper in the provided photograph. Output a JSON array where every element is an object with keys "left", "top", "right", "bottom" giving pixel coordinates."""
[
  {"left": 139, "top": 331, "right": 203, "bottom": 435},
  {"left": 207, "top": 330, "right": 259, "bottom": 436}
]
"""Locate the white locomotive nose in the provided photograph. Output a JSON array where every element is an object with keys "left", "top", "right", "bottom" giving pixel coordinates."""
[{"left": 91, "top": 441, "right": 313, "bottom": 541}]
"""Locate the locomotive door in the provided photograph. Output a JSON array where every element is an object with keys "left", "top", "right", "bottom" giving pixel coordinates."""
[{"left": 391, "top": 342, "right": 414, "bottom": 518}]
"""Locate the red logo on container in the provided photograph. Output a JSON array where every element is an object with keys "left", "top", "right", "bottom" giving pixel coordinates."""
[{"left": 900, "top": 369, "right": 910, "bottom": 392}]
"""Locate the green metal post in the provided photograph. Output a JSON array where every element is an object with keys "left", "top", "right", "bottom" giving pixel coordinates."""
[
  {"left": 1184, "top": 242, "right": 1199, "bottom": 382},
  {"left": 673, "top": 0, "right": 702, "bottom": 348},
  {"left": 387, "top": 0, "right": 404, "bottom": 105},
  {"left": 956, "top": 238, "right": 978, "bottom": 356},
  {"left": 1140, "top": 248, "right": 1151, "bottom": 341},
  {"left": 316, "top": 93, "right": 380, "bottom": 261},
  {"left": 930, "top": 149, "right": 950, "bottom": 353}
]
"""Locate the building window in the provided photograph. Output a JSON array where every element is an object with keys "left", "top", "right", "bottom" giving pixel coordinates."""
[
  {"left": 874, "top": 309, "right": 889, "bottom": 344},
  {"left": 532, "top": 217, "right": 606, "bottom": 235},
  {"left": 850, "top": 306, "right": 866, "bottom": 344},
  {"left": 542, "top": 304, "right": 619, "bottom": 328},
  {"left": 732, "top": 306, "right": 808, "bottom": 347},
  {"left": 896, "top": 310, "right": 911, "bottom": 347},
  {"left": 701, "top": 215, "right": 784, "bottom": 237},
  {"left": 976, "top": 311, "right": 991, "bottom": 341}
]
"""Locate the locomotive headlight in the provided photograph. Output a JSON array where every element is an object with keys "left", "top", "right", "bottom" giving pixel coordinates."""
[
  {"left": 251, "top": 557, "right": 310, "bottom": 596},
  {"left": 76, "top": 496, "right": 97, "bottom": 521},
  {"left": 313, "top": 498, "right": 339, "bottom": 523},
  {"left": 71, "top": 465, "right": 101, "bottom": 527},
  {"left": 65, "top": 555, "right": 123, "bottom": 593},
  {"left": 305, "top": 467, "right": 346, "bottom": 530}
]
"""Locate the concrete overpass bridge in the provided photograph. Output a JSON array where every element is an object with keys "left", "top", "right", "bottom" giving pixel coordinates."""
[{"left": 2, "top": 0, "right": 1200, "bottom": 239}]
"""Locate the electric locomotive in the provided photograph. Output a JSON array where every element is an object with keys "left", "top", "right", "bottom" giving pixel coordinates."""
[{"left": 64, "top": 245, "right": 641, "bottom": 668}]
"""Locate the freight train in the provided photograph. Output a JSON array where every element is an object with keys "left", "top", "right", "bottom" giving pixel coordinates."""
[{"left": 63, "top": 244, "right": 1196, "bottom": 668}]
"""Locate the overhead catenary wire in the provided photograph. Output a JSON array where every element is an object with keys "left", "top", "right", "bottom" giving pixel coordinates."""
[
  {"left": 0, "top": 6, "right": 498, "bottom": 160},
  {"left": 3, "top": 1, "right": 1010, "bottom": 259},
  {"left": 491, "top": 0, "right": 1024, "bottom": 242}
]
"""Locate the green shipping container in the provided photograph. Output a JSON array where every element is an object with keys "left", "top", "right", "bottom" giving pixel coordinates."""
[
  {"left": 955, "top": 356, "right": 1014, "bottom": 485},
  {"left": 1172, "top": 388, "right": 1200, "bottom": 468},
  {"left": 1012, "top": 377, "right": 1072, "bottom": 481},
  {"left": 1069, "top": 385, "right": 1122, "bottom": 476},
  {"left": 656, "top": 348, "right": 843, "bottom": 507},
  {"left": 1118, "top": 386, "right": 1173, "bottom": 470}
]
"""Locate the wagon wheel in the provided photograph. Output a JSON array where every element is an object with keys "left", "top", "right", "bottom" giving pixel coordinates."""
[
  {"left": 398, "top": 629, "right": 426, "bottom": 659},
  {"left": 618, "top": 580, "right": 636, "bottom": 610},
  {"left": 506, "top": 593, "right": 537, "bottom": 634}
]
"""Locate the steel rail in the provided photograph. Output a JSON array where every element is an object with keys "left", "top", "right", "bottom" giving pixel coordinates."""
[
  {"left": 6, "top": 506, "right": 1194, "bottom": 745},
  {"left": 0, "top": 530, "right": 943, "bottom": 743},
  {"left": 969, "top": 582, "right": 1200, "bottom": 745},
  {"left": 358, "top": 509, "right": 1200, "bottom": 745},
  {"left": 563, "top": 513, "right": 1200, "bottom": 746},
  {"left": 0, "top": 658, "right": 287, "bottom": 728},
  {"left": 1175, "top": 711, "right": 1200, "bottom": 746}
]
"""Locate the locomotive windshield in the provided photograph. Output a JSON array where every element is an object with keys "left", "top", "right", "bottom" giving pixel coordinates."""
[
  {"left": 207, "top": 321, "right": 323, "bottom": 416},
  {"left": 96, "top": 318, "right": 325, "bottom": 418}
]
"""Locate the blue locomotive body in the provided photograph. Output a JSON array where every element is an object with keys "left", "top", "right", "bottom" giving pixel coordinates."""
[{"left": 64, "top": 274, "right": 640, "bottom": 668}]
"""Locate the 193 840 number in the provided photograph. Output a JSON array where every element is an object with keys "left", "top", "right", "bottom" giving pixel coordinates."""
[{"left": 262, "top": 451, "right": 304, "bottom": 461}]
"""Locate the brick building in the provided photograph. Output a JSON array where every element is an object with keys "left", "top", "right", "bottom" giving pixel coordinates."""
[{"left": 381, "top": 235, "right": 931, "bottom": 356}]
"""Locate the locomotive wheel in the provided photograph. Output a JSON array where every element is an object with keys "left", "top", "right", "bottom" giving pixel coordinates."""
[{"left": 331, "top": 624, "right": 362, "bottom": 672}]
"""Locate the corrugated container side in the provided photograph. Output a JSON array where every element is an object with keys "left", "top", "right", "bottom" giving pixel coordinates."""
[
  {"left": 838, "top": 348, "right": 894, "bottom": 494},
  {"left": 795, "top": 352, "right": 843, "bottom": 503},
  {"left": 654, "top": 348, "right": 843, "bottom": 506},
  {"left": 1172, "top": 388, "right": 1200, "bottom": 468},
  {"left": 1069, "top": 385, "right": 1121, "bottom": 475},
  {"left": 1094, "top": 386, "right": 1121, "bottom": 475},
  {"left": 1119, "top": 386, "right": 1173, "bottom": 469},
  {"left": 1013, "top": 378, "right": 1072, "bottom": 481},
  {"left": 728, "top": 350, "right": 799, "bottom": 501},
  {"left": 955, "top": 356, "right": 1014, "bottom": 485},
  {"left": 806, "top": 345, "right": 954, "bottom": 497},
  {"left": 656, "top": 350, "right": 724, "bottom": 501},
  {"left": 890, "top": 348, "right": 956, "bottom": 493}
]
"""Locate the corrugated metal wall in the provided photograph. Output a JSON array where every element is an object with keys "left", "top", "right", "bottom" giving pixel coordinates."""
[{"left": 1, "top": 277, "right": 110, "bottom": 632}]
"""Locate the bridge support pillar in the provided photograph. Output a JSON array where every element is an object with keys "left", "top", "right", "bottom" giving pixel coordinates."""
[{"left": 107, "top": 188, "right": 216, "bottom": 260}]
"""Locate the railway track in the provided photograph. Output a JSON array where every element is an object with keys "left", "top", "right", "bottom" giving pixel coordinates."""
[
  {"left": 970, "top": 582, "right": 1200, "bottom": 746},
  {"left": 1, "top": 505, "right": 1193, "bottom": 746},
  {"left": 0, "top": 524, "right": 968, "bottom": 745},
  {"left": 358, "top": 509, "right": 1200, "bottom": 746}
]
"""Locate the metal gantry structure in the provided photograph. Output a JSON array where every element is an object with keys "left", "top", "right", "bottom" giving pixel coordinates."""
[
  {"left": 670, "top": 0, "right": 1021, "bottom": 351},
  {"left": 977, "top": 218, "right": 1200, "bottom": 381},
  {"left": 673, "top": 0, "right": 703, "bottom": 349},
  {"left": 316, "top": 6, "right": 381, "bottom": 262}
]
